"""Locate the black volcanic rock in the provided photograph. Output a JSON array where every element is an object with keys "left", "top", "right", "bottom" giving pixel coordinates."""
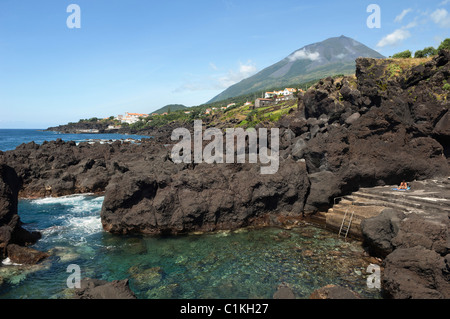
[
  {"left": 0, "top": 50, "right": 448, "bottom": 300},
  {"left": 297, "top": 51, "right": 450, "bottom": 211},
  {"left": 361, "top": 208, "right": 405, "bottom": 258},
  {"left": 6, "top": 244, "right": 49, "bottom": 265},
  {"left": 101, "top": 158, "right": 310, "bottom": 235},
  {"left": 0, "top": 138, "right": 157, "bottom": 198},
  {"left": 0, "top": 51, "right": 448, "bottom": 245},
  {"left": 361, "top": 203, "right": 449, "bottom": 299},
  {"left": 382, "top": 246, "right": 450, "bottom": 299},
  {"left": 73, "top": 278, "right": 137, "bottom": 299},
  {"left": 0, "top": 164, "right": 43, "bottom": 263}
]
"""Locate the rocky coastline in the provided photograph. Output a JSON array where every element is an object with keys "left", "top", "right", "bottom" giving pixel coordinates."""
[
  {"left": 0, "top": 164, "right": 48, "bottom": 265},
  {"left": 0, "top": 51, "right": 449, "bottom": 298}
]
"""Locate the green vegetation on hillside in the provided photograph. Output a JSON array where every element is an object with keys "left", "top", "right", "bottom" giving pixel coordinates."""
[
  {"left": 392, "top": 38, "right": 449, "bottom": 59},
  {"left": 68, "top": 116, "right": 121, "bottom": 127},
  {"left": 127, "top": 78, "right": 323, "bottom": 130},
  {"left": 210, "top": 99, "right": 299, "bottom": 129},
  {"left": 414, "top": 47, "right": 438, "bottom": 58},
  {"left": 392, "top": 50, "right": 412, "bottom": 59},
  {"left": 61, "top": 73, "right": 348, "bottom": 132},
  {"left": 438, "top": 38, "right": 450, "bottom": 51},
  {"left": 152, "top": 104, "right": 188, "bottom": 114}
]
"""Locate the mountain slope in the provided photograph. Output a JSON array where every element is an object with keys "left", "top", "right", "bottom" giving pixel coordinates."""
[
  {"left": 152, "top": 104, "right": 189, "bottom": 114},
  {"left": 208, "top": 35, "right": 384, "bottom": 103}
]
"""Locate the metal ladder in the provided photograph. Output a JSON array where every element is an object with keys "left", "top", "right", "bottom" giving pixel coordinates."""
[{"left": 338, "top": 209, "right": 354, "bottom": 239}]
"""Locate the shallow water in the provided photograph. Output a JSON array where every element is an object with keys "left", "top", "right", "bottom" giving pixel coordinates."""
[{"left": 0, "top": 195, "right": 381, "bottom": 299}]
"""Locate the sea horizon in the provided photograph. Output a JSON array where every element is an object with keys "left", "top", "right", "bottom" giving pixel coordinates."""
[{"left": 0, "top": 128, "right": 149, "bottom": 152}]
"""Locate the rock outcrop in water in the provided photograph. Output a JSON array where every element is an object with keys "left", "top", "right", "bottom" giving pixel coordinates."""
[
  {"left": 0, "top": 139, "right": 150, "bottom": 198},
  {"left": 101, "top": 158, "right": 310, "bottom": 235},
  {"left": 0, "top": 164, "right": 46, "bottom": 264}
]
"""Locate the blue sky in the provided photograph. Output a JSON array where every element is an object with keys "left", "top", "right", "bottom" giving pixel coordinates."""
[{"left": 0, "top": 0, "right": 449, "bottom": 128}]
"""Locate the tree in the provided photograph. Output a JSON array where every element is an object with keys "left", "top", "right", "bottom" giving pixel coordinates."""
[
  {"left": 414, "top": 49, "right": 424, "bottom": 58},
  {"left": 392, "top": 50, "right": 412, "bottom": 58},
  {"left": 414, "top": 46, "right": 437, "bottom": 58},
  {"left": 423, "top": 46, "right": 438, "bottom": 56},
  {"left": 438, "top": 38, "right": 450, "bottom": 51}
]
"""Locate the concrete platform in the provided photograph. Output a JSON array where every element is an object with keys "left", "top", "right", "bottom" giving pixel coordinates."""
[{"left": 325, "top": 177, "right": 450, "bottom": 239}]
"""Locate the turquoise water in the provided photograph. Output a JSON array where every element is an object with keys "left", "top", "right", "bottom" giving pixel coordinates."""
[
  {"left": 0, "top": 129, "right": 150, "bottom": 151},
  {"left": 0, "top": 195, "right": 382, "bottom": 299}
]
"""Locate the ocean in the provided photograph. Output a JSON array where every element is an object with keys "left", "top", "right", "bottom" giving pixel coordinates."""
[
  {"left": 0, "top": 130, "right": 382, "bottom": 299},
  {"left": 0, "top": 129, "right": 150, "bottom": 152}
]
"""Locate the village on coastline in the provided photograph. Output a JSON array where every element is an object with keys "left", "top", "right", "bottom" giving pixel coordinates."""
[{"left": 110, "top": 87, "right": 303, "bottom": 127}]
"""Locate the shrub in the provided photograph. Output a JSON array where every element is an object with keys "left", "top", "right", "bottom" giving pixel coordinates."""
[
  {"left": 392, "top": 50, "right": 412, "bottom": 59},
  {"left": 438, "top": 38, "right": 450, "bottom": 51},
  {"left": 414, "top": 47, "right": 437, "bottom": 58}
]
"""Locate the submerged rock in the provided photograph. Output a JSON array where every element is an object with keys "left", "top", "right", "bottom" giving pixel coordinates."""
[
  {"left": 48, "top": 246, "right": 80, "bottom": 262},
  {"left": 309, "top": 284, "right": 362, "bottom": 299},
  {"left": 273, "top": 282, "right": 296, "bottom": 299},
  {"left": 276, "top": 230, "right": 292, "bottom": 239},
  {"left": 129, "top": 266, "right": 164, "bottom": 287}
]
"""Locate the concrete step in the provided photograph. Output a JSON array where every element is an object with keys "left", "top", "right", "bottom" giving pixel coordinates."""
[
  {"left": 354, "top": 190, "right": 450, "bottom": 214},
  {"left": 343, "top": 194, "right": 425, "bottom": 213},
  {"left": 325, "top": 178, "right": 450, "bottom": 239},
  {"left": 358, "top": 183, "right": 450, "bottom": 204},
  {"left": 342, "top": 195, "right": 417, "bottom": 212},
  {"left": 325, "top": 204, "right": 385, "bottom": 239}
]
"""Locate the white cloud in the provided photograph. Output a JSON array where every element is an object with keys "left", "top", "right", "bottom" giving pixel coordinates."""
[
  {"left": 377, "top": 29, "right": 411, "bottom": 47},
  {"left": 440, "top": 0, "right": 450, "bottom": 6},
  {"left": 209, "top": 62, "right": 218, "bottom": 71},
  {"left": 173, "top": 61, "right": 258, "bottom": 93},
  {"left": 430, "top": 8, "right": 450, "bottom": 27},
  {"left": 217, "top": 61, "right": 257, "bottom": 88},
  {"left": 288, "top": 49, "right": 320, "bottom": 62},
  {"left": 404, "top": 20, "right": 418, "bottom": 29},
  {"left": 395, "top": 9, "right": 412, "bottom": 23}
]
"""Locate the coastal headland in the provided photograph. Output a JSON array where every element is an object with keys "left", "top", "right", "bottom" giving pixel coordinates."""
[{"left": 1, "top": 52, "right": 449, "bottom": 299}]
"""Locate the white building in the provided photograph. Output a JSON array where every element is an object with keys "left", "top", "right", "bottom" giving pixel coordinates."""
[
  {"left": 264, "top": 92, "right": 276, "bottom": 99},
  {"left": 283, "top": 88, "right": 297, "bottom": 96},
  {"left": 265, "top": 88, "right": 298, "bottom": 99},
  {"left": 116, "top": 112, "right": 149, "bottom": 124}
]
